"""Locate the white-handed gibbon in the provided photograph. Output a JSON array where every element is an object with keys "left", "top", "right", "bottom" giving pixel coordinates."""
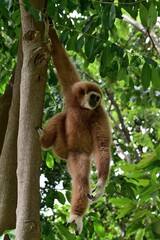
[{"left": 37, "top": 25, "right": 112, "bottom": 235}]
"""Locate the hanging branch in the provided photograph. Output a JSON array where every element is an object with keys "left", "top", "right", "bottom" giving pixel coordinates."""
[
  {"left": 122, "top": 14, "right": 160, "bottom": 54},
  {"left": 106, "top": 88, "right": 141, "bottom": 162},
  {"left": 106, "top": 88, "right": 131, "bottom": 144},
  {"left": 108, "top": 113, "right": 132, "bottom": 164}
]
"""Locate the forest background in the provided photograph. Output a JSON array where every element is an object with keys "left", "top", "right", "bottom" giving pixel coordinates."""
[{"left": 0, "top": 0, "right": 160, "bottom": 239}]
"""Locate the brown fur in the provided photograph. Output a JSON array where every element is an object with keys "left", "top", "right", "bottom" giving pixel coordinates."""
[{"left": 39, "top": 26, "right": 112, "bottom": 234}]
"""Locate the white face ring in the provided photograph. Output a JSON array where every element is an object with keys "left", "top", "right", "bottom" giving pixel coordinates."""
[{"left": 80, "top": 91, "right": 101, "bottom": 110}]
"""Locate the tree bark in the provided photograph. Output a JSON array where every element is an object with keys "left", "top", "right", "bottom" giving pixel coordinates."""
[
  {"left": 0, "top": 70, "right": 15, "bottom": 154},
  {"left": 0, "top": 41, "right": 22, "bottom": 234},
  {"left": 16, "top": 1, "right": 49, "bottom": 239}
]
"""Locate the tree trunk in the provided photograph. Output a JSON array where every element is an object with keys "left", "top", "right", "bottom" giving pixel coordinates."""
[
  {"left": 16, "top": 1, "right": 49, "bottom": 239},
  {"left": 0, "top": 41, "right": 22, "bottom": 234},
  {"left": 0, "top": 70, "right": 15, "bottom": 154}
]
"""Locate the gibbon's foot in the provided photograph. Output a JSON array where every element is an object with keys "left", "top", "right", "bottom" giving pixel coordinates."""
[
  {"left": 35, "top": 126, "right": 43, "bottom": 137},
  {"left": 67, "top": 214, "right": 83, "bottom": 235},
  {"left": 87, "top": 178, "right": 105, "bottom": 201}
]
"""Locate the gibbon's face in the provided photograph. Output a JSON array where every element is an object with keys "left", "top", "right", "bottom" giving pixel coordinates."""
[{"left": 72, "top": 82, "right": 102, "bottom": 110}]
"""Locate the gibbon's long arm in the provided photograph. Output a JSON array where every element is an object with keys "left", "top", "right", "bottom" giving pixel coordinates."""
[
  {"left": 49, "top": 25, "right": 81, "bottom": 96},
  {"left": 87, "top": 113, "right": 112, "bottom": 201}
]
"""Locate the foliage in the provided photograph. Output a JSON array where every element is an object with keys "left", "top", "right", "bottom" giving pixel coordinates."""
[
  {"left": 0, "top": 229, "right": 15, "bottom": 240},
  {"left": 0, "top": 0, "right": 160, "bottom": 239}
]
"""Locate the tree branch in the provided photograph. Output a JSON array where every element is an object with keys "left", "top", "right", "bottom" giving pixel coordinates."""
[
  {"left": 0, "top": 68, "right": 15, "bottom": 155},
  {"left": 106, "top": 89, "right": 131, "bottom": 145},
  {"left": 122, "top": 14, "right": 160, "bottom": 54},
  {"left": 106, "top": 88, "right": 141, "bottom": 162}
]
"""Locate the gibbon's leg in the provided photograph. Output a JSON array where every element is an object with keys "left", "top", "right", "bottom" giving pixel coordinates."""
[
  {"left": 67, "top": 152, "right": 91, "bottom": 235},
  {"left": 36, "top": 112, "right": 66, "bottom": 150},
  {"left": 49, "top": 25, "right": 81, "bottom": 95},
  {"left": 87, "top": 123, "right": 111, "bottom": 201}
]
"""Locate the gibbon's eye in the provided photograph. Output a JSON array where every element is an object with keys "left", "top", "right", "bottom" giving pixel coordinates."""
[
  {"left": 79, "top": 88, "right": 85, "bottom": 95},
  {"left": 90, "top": 94, "right": 100, "bottom": 102}
]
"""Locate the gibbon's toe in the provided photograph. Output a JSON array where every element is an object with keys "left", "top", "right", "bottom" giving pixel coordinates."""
[
  {"left": 87, "top": 179, "right": 106, "bottom": 201},
  {"left": 67, "top": 214, "right": 83, "bottom": 235}
]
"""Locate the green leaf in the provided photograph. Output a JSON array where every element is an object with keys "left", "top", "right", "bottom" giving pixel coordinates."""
[
  {"left": 85, "top": 36, "right": 95, "bottom": 60},
  {"left": 140, "top": 184, "right": 157, "bottom": 203},
  {"left": 56, "top": 223, "right": 75, "bottom": 240},
  {"left": 153, "top": 221, "right": 160, "bottom": 235},
  {"left": 156, "top": 146, "right": 160, "bottom": 158},
  {"left": 99, "top": 64, "right": 107, "bottom": 78},
  {"left": 83, "top": 19, "right": 92, "bottom": 33},
  {"left": 102, "top": 4, "right": 116, "bottom": 30},
  {"left": 140, "top": 3, "right": 148, "bottom": 27},
  {"left": 109, "top": 4, "right": 116, "bottom": 29},
  {"left": 151, "top": 67, "right": 160, "bottom": 90},
  {"left": 117, "top": 205, "right": 134, "bottom": 219},
  {"left": 109, "top": 197, "right": 133, "bottom": 207},
  {"left": 94, "top": 222, "right": 105, "bottom": 237},
  {"left": 46, "top": 153, "right": 54, "bottom": 169},
  {"left": 141, "top": 62, "right": 151, "bottom": 89},
  {"left": 147, "top": 2, "right": 157, "bottom": 28},
  {"left": 109, "top": 197, "right": 135, "bottom": 218},
  {"left": 101, "top": 44, "right": 112, "bottom": 66},
  {"left": 55, "top": 191, "right": 65, "bottom": 205},
  {"left": 46, "top": 1, "right": 55, "bottom": 18},
  {"left": 135, "top": 228, "right": 145, "bottom": 240},
  {"left": 23, "top": 0, "right": 30, "bottom": 10},
  {"left": 120, "top": 164, "right": 136, "bottom": 172},
  {"left": 117, "top": 67, "right": 127, "bottom": 81},
  {"left": 23, "top": 0, "right": 42, "bottom": 21},
  {"left": 76, "top": 35, "right": 84, "bottom": 52},
  {"left": 65, "top": 191, "right": 71, "bottom": 203},
  {"left": 137, "top": 151, "right": 157, "bottom": 168},
  {"left": 67, "top": 33, "right": 78, "bottom": 51},
  {"left": 132, "top": 209, "right": 147, "bottom": 223},
  {"left": 145, "top": 226, "right": 155, "bottom": 240},
  {"left": 93, "top": 41, "right": 103, "bottom": 55},
  {"left": 60, "top": 29, "right": 70, "bottom": 43},
  {"left": 121, "top": 54, "right": 129, "bottom": 68},
  {"left": 143, "top": 56, "right": 157, "bottom": 67},
  {"left": 0, "top": 2, "right": 10, "bottom": 18},
  {"left": 46, "top": 189, "right": 54, "bottom": 208},
  {"left": 0, "top": 230, "right": 15, "bottom": 240},
  {"left": 102, "top": 60, "right": 118, "bottom": 80},
  {"left": 124, "top": 177, "right": 149, "bottom": 187}
]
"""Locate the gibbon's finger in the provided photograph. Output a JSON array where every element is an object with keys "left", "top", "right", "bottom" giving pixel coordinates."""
[
  {"left": 87, "top": 179, "right": 106, "bottom": 201},
  {"left": 67, "top": 214, "right": 83, "bottom": 235},
  {"left": 86, "top": 193, "right": 95, "bottom": 201},
  {"left": 66, "top": 221, "right": 80, "bottom": 235},
  {"left": 92, "top": 185, "right": 97, "bottom": 193},
  {"left": 35, "top": 126, "right": 43, "bottom": 136},
  {"left": 86, "top": 185, "right": 97, "bottom": 199},
  {"left": 75, "top": 230, "right": 79, "bottom": 236},
  {"left": 35, "top": 126, "right": 43, "bottom": 131}
]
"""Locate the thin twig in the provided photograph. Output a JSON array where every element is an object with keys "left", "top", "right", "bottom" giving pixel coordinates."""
[
  {"left": 122, "top": 14, "right": 160, "bottom": 54},
  {"left": 106, "top": 88, "right": 141, "bottom": 162},
  {"left": 106, "top": 89, "right": 131, "bottom": 144}
]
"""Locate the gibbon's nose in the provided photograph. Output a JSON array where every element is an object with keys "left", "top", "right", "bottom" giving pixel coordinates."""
[{"left": 89, "top": 94, "right": 100, "bottom": 108}]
